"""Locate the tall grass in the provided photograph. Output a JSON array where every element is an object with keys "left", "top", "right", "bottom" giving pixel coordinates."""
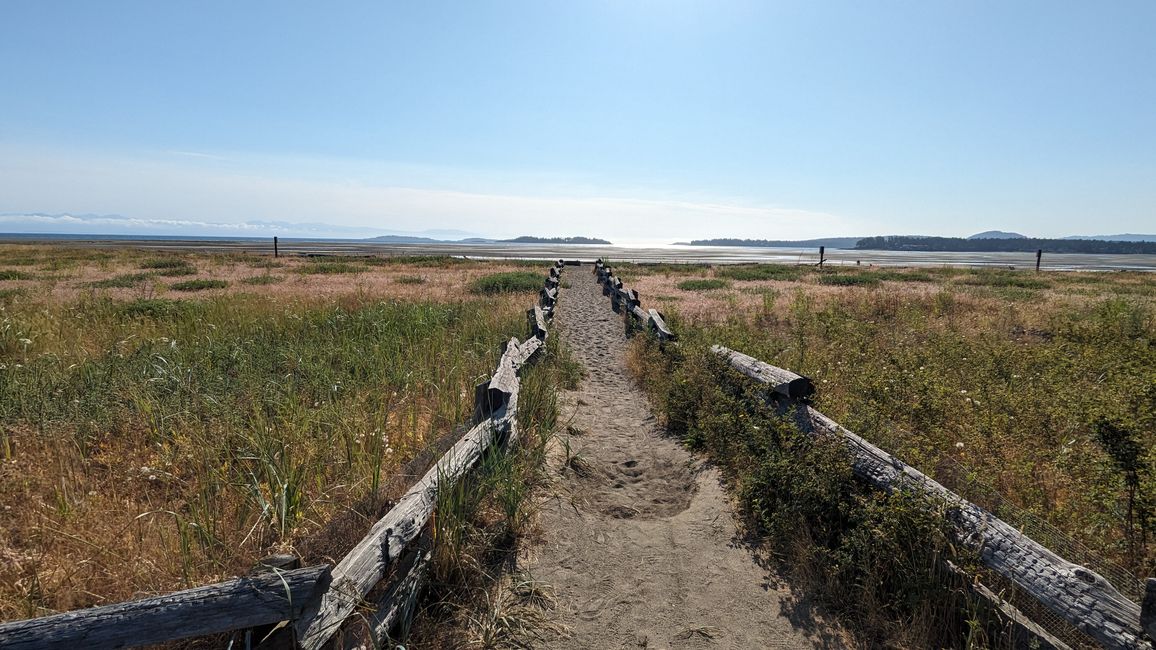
[
  {"left": 626, "top": 269, "right": 1156, "bottom": 644},
  {"left": 0, "top": 287, "right": 532, "bottom": 618}
]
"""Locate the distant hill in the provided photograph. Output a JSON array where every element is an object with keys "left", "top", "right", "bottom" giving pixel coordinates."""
[
  {"left": 969, "top": 231, "right": 1026, "bottom": 239},
  {"left": 366, "top": 235, "right": 443, "bottom": 243},
  {"left": 1064, "top": 233, "right": 1156, "bottom": 243},
  {"left": 500, "top": 236, "right": 611, "bottom": 245},
  {"left": 680, "top": 237, "right": 863, "bottom": 249},
  {"left": 856, "top": 235, "right": 1156, "bottom": 255}
]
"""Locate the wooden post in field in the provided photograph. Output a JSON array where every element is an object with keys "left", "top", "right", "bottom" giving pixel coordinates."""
[
  {"left": 1035, "top": 249, "right": 1042, "bottom": 272},
  {"left": 274, "top": 236, "right": 279, "bottom": 258},
  {"left": 818, "top": 246, "right": 825, "bottom": 268}
]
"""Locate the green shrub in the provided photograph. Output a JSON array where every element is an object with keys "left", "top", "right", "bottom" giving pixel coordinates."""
[
  {"left": 296, "top": 262, "right": 365, "bottom": 275},
  {"left": 958, "top": 272, "right": 1048, "bottom": 289},
  {"left": 816, "top": 273, "right": 880, "bottom": 287},
  {"left": 716, "top": 264, "right": 804, "bottom": 282},
  {"left": 676, "top": 278, "right": 729, "bottom": 291},
  {"left": 120, "top": 298, "right": 196, "bottom": 320},
  {"left": 241, "top": 275, "right": 284, "bottom": 285},
  {"left": 89, "top": 273, "right": 154, "bottom": 288},
  {"left": 170, "top": 279, "right": 227, "bottom": 292},
  {"left": 469, "top": 271, "right": 542, "bottom": 294}
]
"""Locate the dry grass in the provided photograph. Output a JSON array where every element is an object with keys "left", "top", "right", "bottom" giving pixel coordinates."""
[{"left": 0, "top": 244, "right": 551, "bottom": 622}]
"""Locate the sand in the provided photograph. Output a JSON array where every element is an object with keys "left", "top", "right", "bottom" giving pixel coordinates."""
[{"left": 522, "top": 267, "right": 842, "bottom": 649}]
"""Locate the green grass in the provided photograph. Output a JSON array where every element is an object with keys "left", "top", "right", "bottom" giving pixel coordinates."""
[
  {"left": 816, "top": 272, "right": 880, "bottom": 287},
  {"left": 715, "top": 264, "right": 804, "bottom": 282},
  {"left": 88, "top": 273, "right": 155, "bottom": 288},
  {"left": 296, "top": 261, "right": 365, "bottom": 275},
  {"left": 676, "top": 278, "right": 729, "bottom": 291},
  {"left": 170, "top": 279, "right": 228, "bottom": 291},
  {"left": 241, "top": 274, "right": 285, "bottom": 285},
  {"left": 957, "top": 272, "right": 1049, "bottom": 289},
  {"left": 120, "top": 298, "right": 198, "bottom": 320},
  {"left": 628, "top": 274, "right": 1156, "bottom": 644},
  {"left": 0, "top": 282, "right": 534, "bottom": 615},
  {"left": 0, "top": 270, "right": 33, "bottom": 281},
  {"left": 140, "top": 258, "right": 192, "bottom": 270},
  {"left": 0, "top": 288, "right": 25, "bottom": 304},
  {"left": 470, "top": 271, "right": 543, "bottom": 294},
  {"left": 395, "top": 275, "right": 426, "bottom": 285}
]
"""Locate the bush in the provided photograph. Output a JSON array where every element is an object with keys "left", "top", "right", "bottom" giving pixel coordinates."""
[
  {"left": 120, "top": 298, "right": 196, "bottom": 320},
  {"left": 296, "top": 262, "right": 365, "bottom": 275},
  {"left": 170, "top": 279, "right": 227, "bottom": 292},
  {"left": 816, "top": 273, "right": 880, "bottom": 287},
  {"left": 89, "top": 273, "right": 154, "bottom": 288},
  {"left": 241, "top": 275, "right": 284, "bottom": 285},
  {"left": 676, "top": 278, "right": 729, "bottom": 291},
  {"left": 716, "top": 264, "right": 804, "bottom": 282},
  {"left": 469, "top": 271, "right": 542, "bottom": 294}
]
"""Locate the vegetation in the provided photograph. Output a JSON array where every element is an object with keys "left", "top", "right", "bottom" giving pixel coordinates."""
[
  {"left": 240, "top": 274, "right": 284, "bottom": 285},
  {"left": 88, "top": 272, "right": 155, "bottom": 288},
  {"left": 169, "top": 278, "right": 227, "bottom": 291},
  {"left": 470, "top": 271, "right": 544, "bottom": 295},
  {"left": 676, "top": 278, "right": 729, "bottom": 291},
  {"left": 626, "top": 262, "right": 1156, "bottom": 644},
  {"left": 856, "top": 234, "right": 1156, "bottom": 254},
  {"left": 0, "top": 270, "right": 33, "bottom": 281},
  {"left": 0, "top": 244, "right": 552, "bottom": 625}
]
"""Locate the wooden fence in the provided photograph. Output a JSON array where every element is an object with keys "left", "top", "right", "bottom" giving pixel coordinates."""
[
  {"left": 0, "top": 260, "right": 566, "bottom": 650},
  {"left": 590, "top": 258, "right": 1156, "bottom": 649}
]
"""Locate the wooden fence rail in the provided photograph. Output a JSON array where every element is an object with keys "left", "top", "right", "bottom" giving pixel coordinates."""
[
  {"left": 712, "top": 344, "right": 1153, "bottom": 650},
  {"left": 592, "top": 259, "right": 675, "bottom": 341},
  {"left": 0, "top": 260, "right": 565, "bottom": 650}
]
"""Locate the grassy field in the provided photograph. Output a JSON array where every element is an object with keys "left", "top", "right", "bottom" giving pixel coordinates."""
[
  {"left": 0, "top": 245, "right": 549, "bottom": 621},
  {"left": 624, "top": 261, "right": 1155, "bottom": 645}
]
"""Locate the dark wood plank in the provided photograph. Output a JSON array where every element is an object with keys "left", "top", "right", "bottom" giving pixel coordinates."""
[{"left": 0, "top": 565, "right": 330, "bottom": 650}]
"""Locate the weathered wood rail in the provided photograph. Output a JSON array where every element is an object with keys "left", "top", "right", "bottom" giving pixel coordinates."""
[
  {"left": 712, "top": 344, "right": 1155, "bottom": 650},
  {"left": 0, "top": 260, "right": 566, "bottom": 649},
  {"left": 592, "top": 259, "right": 675, "bottom": 341}
]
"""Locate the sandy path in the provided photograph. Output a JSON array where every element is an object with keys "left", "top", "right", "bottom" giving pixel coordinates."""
[{"left": 524, "top": 267, "right": 839, "bottom": 649}]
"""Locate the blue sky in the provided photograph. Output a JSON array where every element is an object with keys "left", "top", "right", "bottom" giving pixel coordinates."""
[{"left": 1, "top": 1, "right": 1153, "bottom": 242}]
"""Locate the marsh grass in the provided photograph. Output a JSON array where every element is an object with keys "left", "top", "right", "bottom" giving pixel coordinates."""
[
  {"left": 716, "top": 264, "right": 804, "bottom": 282},
  {"left": 240, "top": 274, "right": 285, "bottom": 285},
  {"left": 395, "top": 275, "right": 426, "bottom": 285},
  {"left": 169, "top": 279, "right": 227, "bottom": 291},
  {"left": 626, "top": 263, "right": 1156, "bottom": 643},
  {"left": 0, "top": 270, "right": 33, "bottom": 281},
  {"left": 88, "top": 272, "right": 155, "bottom": 288},
  {"left": 0, "top": 254, "right": 547, "bottom": 621},
  {"left": 676, "top": 278, "right": 729, "bottom": 291},
  {"left": 470, "top": 272, "right": 543, "bottom": 295},
  {"left": 296, "top": 261, "right": 366, "bottom": 275},
  {"left": 405, "top": 334, "right": 567, "bottom": 648}
]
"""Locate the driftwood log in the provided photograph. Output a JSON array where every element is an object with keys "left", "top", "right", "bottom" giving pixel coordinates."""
[
  {"left": 528, "top": 305, "right": 548, "bottom": 340},
  {"left": 713, "top": 346, "right": 1150, "bottom": 650},
  {"left": 0, "top": 565, "right": 329, "bottom": 650},
  {"left": 710, "top": 345, "right": 814, "bottom": 400}
]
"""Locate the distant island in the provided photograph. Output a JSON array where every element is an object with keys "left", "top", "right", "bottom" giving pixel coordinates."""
[
  {"left": 500, "top": 236, "right": 611, "bottom": 245},
  {"left": 969, "top": 230, "right": 1026, "bottom": 239},
  {"left": 856, "top": 236, "right": 1156, "bottom": 255},
  {"left": 678, "top": 237, "right": 863, "bottom": 249}
]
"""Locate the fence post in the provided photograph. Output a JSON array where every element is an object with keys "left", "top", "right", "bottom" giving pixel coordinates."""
[{"left": 274, "top": 236, "right": 279, "bottom": 258}]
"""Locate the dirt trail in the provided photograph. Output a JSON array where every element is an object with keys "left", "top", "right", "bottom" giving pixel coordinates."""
[{"left": 524, "top": 268, "right": 839, "bottom": 649}]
